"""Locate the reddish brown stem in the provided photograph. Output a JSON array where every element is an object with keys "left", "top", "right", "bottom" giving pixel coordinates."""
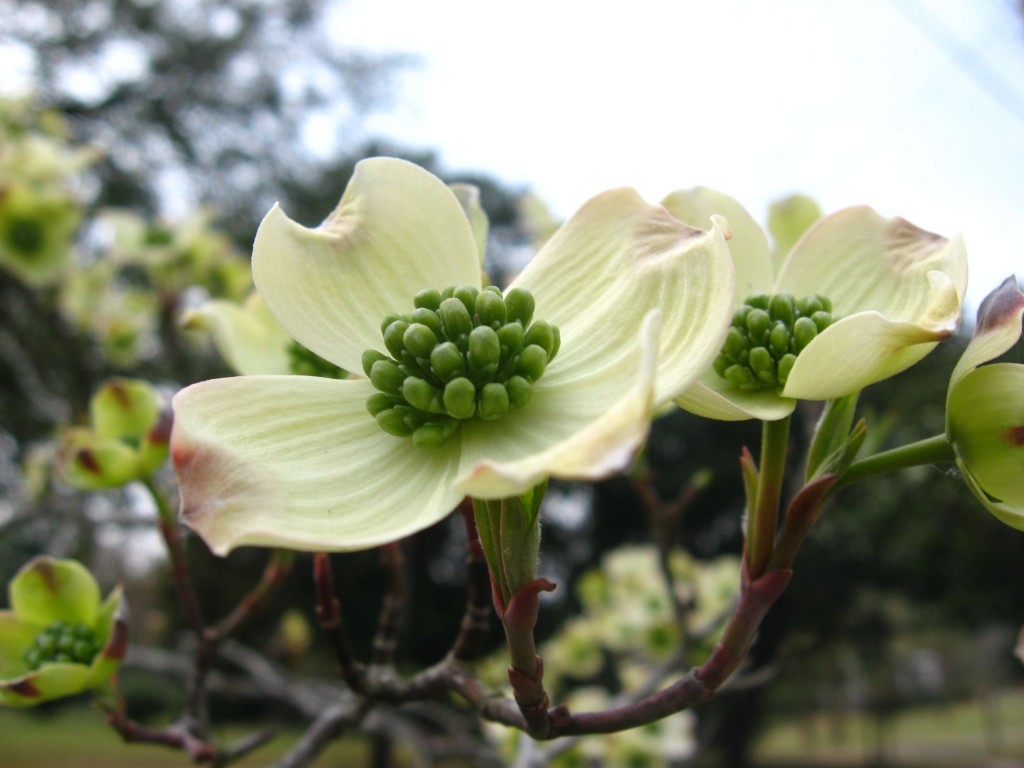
[
  {"left": 213, "top": 549, "right": 294, "bottom": 641},
  {"left": 313, "top": 552, "right": 366, "bottom": 693},
  {"left": 370, "top": 542, "right": 406, "bottom": 670}
]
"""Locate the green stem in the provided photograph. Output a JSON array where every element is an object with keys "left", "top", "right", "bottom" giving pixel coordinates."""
[
  {"left": 748, "top": 415, "right": 791, "bottom": 579},
  {"left": 833, "top": 433, "right": 956, "bottom": 492}
]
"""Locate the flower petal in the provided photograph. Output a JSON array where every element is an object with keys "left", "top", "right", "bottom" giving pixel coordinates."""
[
  {"left": 183, "top": 293, "right": 294, "bottom": 376},
  {"left": 674, "top": 371, "right": 797, "bottom": 422},
  {"left": 948, "top": 276, "right": 1024, "bottom": 393},
  {"left": 455, "top": 311, "right": 661, "bottom": 498},
  {"left": 0, "top": 612, "right": 37, "bottom": 679},
  {"left": 775, "top": 207, "right": 967, "bottom": 323},
  {"left": 10, "top": 557, "right": 100, "bottom": 628},
  {"left": 947, "top": 363, "right": 1024, "bottom": 510},
  {"left": 0, "top": 663, "right": 91, "bottom": 708},
  {"left": 957, "top": 461, "right": 1024, "bottom": 532},
  {"left": 252, "top": 158, "right": 481, "bottom": 373},
  {"left": 513, "top": 187, "right": 735, "bottom": 404},
  {"left": 782, "top": 270, "right": 961, "bottom": 400},
  {"left": 661, "top": 186, "right": 773, "bottom": 304},
  {"left": 172, "top": 376, "right": 464, "bottom": 553}
]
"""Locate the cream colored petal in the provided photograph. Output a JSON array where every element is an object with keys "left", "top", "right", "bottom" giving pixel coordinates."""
[
  {"left": 183, "top": 293, "right": 293, "bottom": 376},
  {"left": 455, "top": 312, "right": 660, "bottom": 499},
  {"left": 775, "top": 207, "right": 968, "bottom": 323},
  {"left": 512, "top": 187, "right": 735, "bottom": 405},
  {"left": 252, "top": 158, "right": 481, "bottom": 373},
  {"left": 782, "top": 270, "right": 962, "bottom": 400},
  {"left": 674, "top": 372, "right": 797, "bottom": 422},
  {"left": 171, "top": 375, "right": 463, "bottom": 554},
  {"left": 948, "top": 276, "right": 1024, "bottom": 393},
  {"left": 661, "top": 186, "right": 773, "bottom": 303}
]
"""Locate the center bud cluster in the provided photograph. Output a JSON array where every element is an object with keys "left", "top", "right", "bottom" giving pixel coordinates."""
[
  {"left": 714, "top": 292, "right": 836, "bottom": 391},
  {"left": 364, "top": 285, "right": 560, "bottom": 447},
  {"left": 23, "top": 620, "right": 100, "bottom": 670}
]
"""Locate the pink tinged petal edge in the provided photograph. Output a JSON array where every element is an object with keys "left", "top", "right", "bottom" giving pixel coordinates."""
[
  {"left": 171, "top": 375, "right": 464, "bottom": 554},
  {"left": 948, "top": 276, "right": 1024, "bottom": 394},
  {"left": 252, "top": 158, "right": 481, "bottom": 374}
]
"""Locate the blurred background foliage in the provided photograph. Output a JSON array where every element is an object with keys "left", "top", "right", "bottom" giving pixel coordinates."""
[{"left": 1, "top": 1, "right": 1023, "bottom": 766}]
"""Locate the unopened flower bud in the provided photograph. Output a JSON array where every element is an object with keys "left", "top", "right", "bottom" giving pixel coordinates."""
[
  {"left": 505, "top": 287, "right": 535, "bottom": 326},
  {"left": 479, "top": 382, "right": 510, "bottom": 420},
  {"left": 443, "top": 377, "right": 477, "bottom": 419}
]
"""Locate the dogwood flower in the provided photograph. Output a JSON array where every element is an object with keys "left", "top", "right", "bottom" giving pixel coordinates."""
[
  {"left": 0, "top": 557, "right": 126, "bottom": 707},
  {"left": 171, "top": 157, "right": 735, "bottom": 554},
  {"left": 946, "top": 276, "right": 1024, "bottom": 531},
  {"left": 663, "top": 188, "right": 968, "bottom": 421}
]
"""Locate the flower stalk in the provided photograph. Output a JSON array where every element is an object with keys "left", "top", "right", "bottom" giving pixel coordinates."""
[{"left": 747, "top": 415, "right": 791, "bottom": 579}]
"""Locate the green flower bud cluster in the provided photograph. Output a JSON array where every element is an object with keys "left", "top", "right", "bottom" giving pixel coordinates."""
[
  {"left": 364, "top": 285, "right": 560, "bottom": 447},
  {"left": 714, "top": 293, "right": 836, "bottom": 391},
  {"left": 22, "top": 620, "right": 100, "bottom": 670},
  {"left": 287, "top": 341, "right": 348, "bottom": 379}
]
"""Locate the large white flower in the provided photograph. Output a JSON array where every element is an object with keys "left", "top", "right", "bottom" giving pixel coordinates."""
[
  {"left": 170, "top": 158, "right": 735, "bottom": 554},
  {"left": 663, "top": 188, "right": 968, "bottom": 421}
]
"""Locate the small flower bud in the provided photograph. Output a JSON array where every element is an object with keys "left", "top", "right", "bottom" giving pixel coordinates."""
[
  {"left": 479, "top": 382, "right": 510, "bottom": 420},
  {"left": 746, "top": 309, "right": 771, "bottom": 344},
  {"left": 725, "top": 364, "right": 757, "bottom": 390},
  {"left": 402, "top": 377, "right": 443, "bottom": 414},
  {"left": 379, "top": 313, "right": 402, "bottom": 335},
  {"left": 468, "top": 326, "right": 500, "bottom": 372},
  {"left": 777, "top": 353, "right": 797, "bottom": 385},
  {"left": 383, "top": 320, "right": 410, "bottom": 359},
  {"left": 517, "top": 344, "right": 548, "bottom": 382},
  {"left": 769, "top": 293, "right": 795, "bottom": 325},
  {"left": 409, "top": 307, "right": 444, "bottom": 338},
  {"left": 793, "top": 316, "right": 818, "bottom": 352},
  {"left": 443, "top": 377, "right": 477, "bottom": 419},
  {"left": 369, "top": 360, "right": 405, "bottom": 396},
  {"left": 713, "top": 354, "right": 731, "bottom": 378},
  {"left": 439, "top": 297, "right": 473, "bottom": 340},
  {"left": 475, "top": 289, "right": 507, "bottom": 328},
  {"left": 505, "top": 287, "right": 535, "bottom": 327},
  {"left": 413, "top": 419, "right": 459, "bottom": 447},
  {"left": 724, "top": 327, "right": 749, "bottom": 359},
  {"left": 403, "top": 323, "right": 438, "bottom": 359},
  {"left": 414, "top": 288, "right": 443, "bottom": 311},
  {"left": 747, "top": 293, "right": 770, "bottom": 311},
  {"left": 797, "top": 295, "right": 824, "bottom": 316},
  {"left": 366, "top": 393, "right": 393, "bottom": 417},
  {"left": 453, "top": 285, "right": 478, "bottom": 315},
  {"left": 525, "top": 321, "right": 558, "bottom": 358},
  {"left": 769, "top": 322, "right": 791, "bottom": 358},
  {"left": 375, "top": 408, "right": 413, "bottom": 437},
  {"left": 811, "top": 311, "right": 833, "bottom": 332},
  {"left": 497, "top": 322, "right": 525, "bottom": 354},
  {"left": 430, "top": 341, "right": 465, "bottom": 381},
  {"left": 506, "top": 375, "right": 533, "bottom": 409}
]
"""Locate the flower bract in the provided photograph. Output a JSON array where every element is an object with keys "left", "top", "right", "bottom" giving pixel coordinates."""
[
  {"left": 946, "top": 276, "right": 1024, "bottom": 530},
  {"left": 0, "top": 557, "right": 127, "bottom": 707},
  {"left": 171, "top": 157, "right": 736, "bottom": 554},
  {"left": 664, "top": 188, "right": 968, "bottom": 420}
]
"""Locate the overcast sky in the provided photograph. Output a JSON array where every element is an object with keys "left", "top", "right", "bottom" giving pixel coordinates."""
[{"left": 327, "top": 0, "right": 1024, "bottom": 314}]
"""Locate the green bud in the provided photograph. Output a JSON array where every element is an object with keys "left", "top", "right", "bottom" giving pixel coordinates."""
[
  {"left": 713, "top": 354, "right": 731, "bottom": 378},
  {"left": 453, "top": 285, "right": 478, "bottom": 315},
  {"left": 724, "top": 327, "right": 749, "bottom": 359},
  {"left": 725, "top": 364, "right": 757, "bottom": 390},
  {"left": 375, "top": 408, "right": 413, "bottom": 437},
  {"left": 362, "top": 349, "right": 388, "bottom": 378},
  {"left": 409, "top": 307, "right": 444, "bottom": 338},
  {"left": 549, "top": 326, "right": 561, "bottom": 361},
  {"left": 497, "top": 321, "right": 525, "bottom": 354},
  {"left": 383, "top": 320, "right": 410, "bottom": 359},
  {"left": 369, "top": 360, "right": 405, "bottom": 396},
  {"left": 747, "top": 293, "right": 770, "bottom": 310},
  {"left": 525, "top": 321, "right": 557, "bottom": 358},
  {"left": 413, "top": 419, "right": 459, "bottom": 447},
  {"left": 797, "top": 295, "right": 824, "bottom": 316},
  {"left": 746, "top": 309, "right": 771, "bottom": 344},
  {"left": 414, "top": 288, "right": 443, "bottom": 311},
  {"left": 505, "top": 287, "right": 536, "bottom": 326},
  {"left": 468, "top": 325, "right": 500, "bottom": 372},
  {"left": 430, "top": 341, "right": 465, "bottom": 381},
  {"left": 439, "top": 297, "right": 473, "bottom": 340},
  {"left": 777, "top": 353, "right": 797, "bottom": 385},
  {"left": 379, "top": 313, "right": 402, "bottom": 335},
  {"left": 769, "top": 322, "right": 791, "bottom": 358},
  {"left": 403, "top": 323, "right": 438, "bottom": 358},
  {"left": 443, "top": 377, "right": 477, "bottom": 419},
  {"left": 749, "top": 346, "right": 773, "bottom": 375},
  {"left": 769, "top": 293, "right": 795, "bottom": 325},
  {"left": 366, "top": 393, "right": 393, "bottom": 417},
  {"left": 811, "top": 311, "right": 833, "bottom": 332},
  {"left": 475, "top": 289, "right": 507, "bottom": 328},
  {"left": 402, "top": 377, "right": 443, "bottom": 414},
  {"left": 793, "top": 316, "right": 818, "bottom": 351},
  {"left": 440, "top": 286, "right": 455, "bottom": 300},
  {"left": 517, "top": 344, "right": 548, "bottom": 383},
  {"left": 479, "top": 382, "right": 510, "bottom": 420},
  {"left": 506, "top": 375, "right": 533, "bottom": 409}
]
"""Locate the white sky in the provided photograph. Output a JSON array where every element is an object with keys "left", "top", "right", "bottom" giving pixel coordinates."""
[{"left": 328, "top": 0, "right": 1024, "bottom": 314}]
